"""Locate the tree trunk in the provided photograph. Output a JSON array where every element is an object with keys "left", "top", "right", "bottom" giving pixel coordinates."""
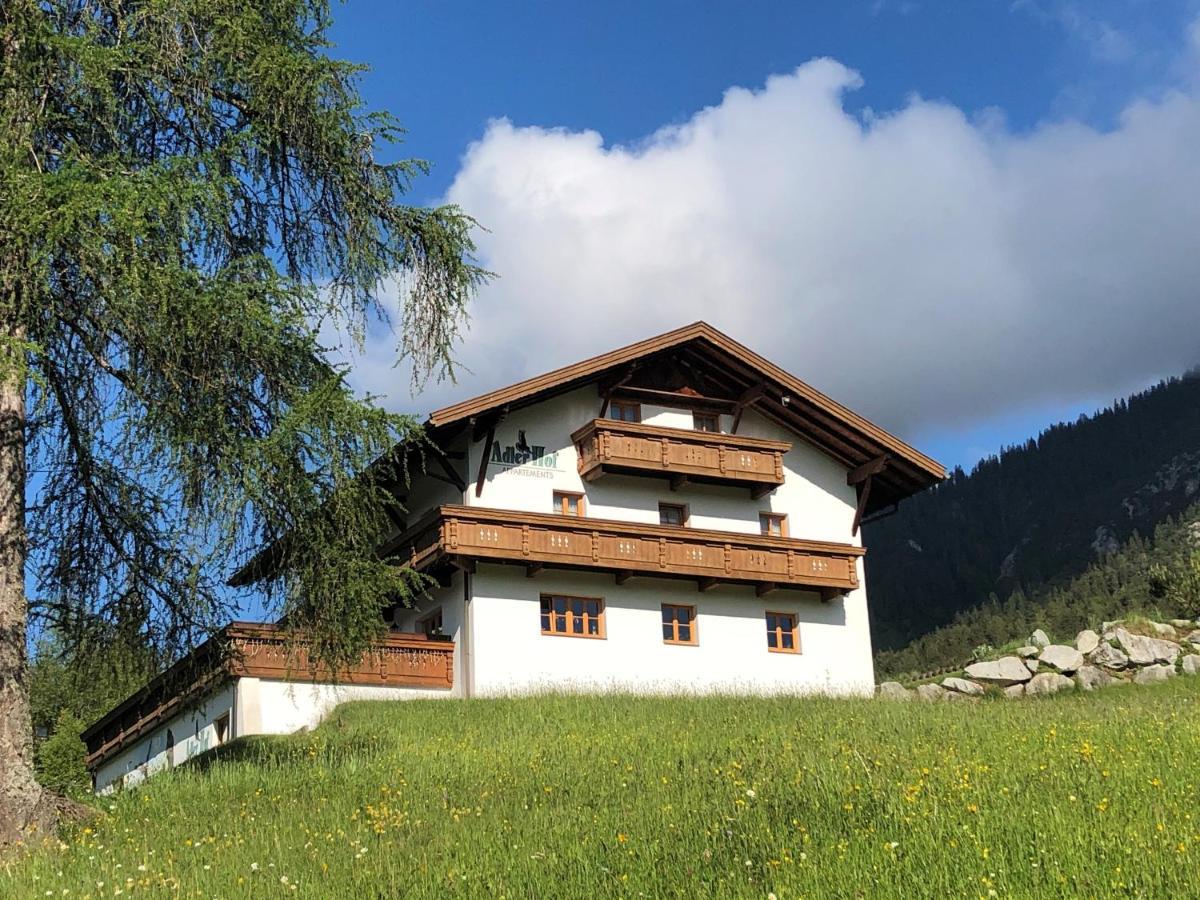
[{"left": 0, "top": 342, "right": 51, "bottom": 845}]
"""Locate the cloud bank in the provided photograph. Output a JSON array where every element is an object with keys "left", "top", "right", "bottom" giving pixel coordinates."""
[{"left": 356, "top": 52, "right": 1200, "bottom": 443}]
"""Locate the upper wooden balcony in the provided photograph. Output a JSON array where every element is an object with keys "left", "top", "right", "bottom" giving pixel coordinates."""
[
  {"left": 571, "top": 418, "right": 790, "bottom": 498},
  {"left": 399, "top": 504, "right": 862, "bottom": 598},
  {"left": 82, "top": 625, "right": 453, "bottom": 769}
]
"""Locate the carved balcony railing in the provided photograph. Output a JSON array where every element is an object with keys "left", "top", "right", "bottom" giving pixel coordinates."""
[
  {"left": 225, "top": 624, "right": 455, "bottom": 689},
  {"left": 83, "top": 625, "right": 453, "bottom": 769},
  {"left": 571, "top": 419, "right": 790, "bottom": 498},
  {"left": 399, "top": 505, "right": 862, "bottom": 598}
]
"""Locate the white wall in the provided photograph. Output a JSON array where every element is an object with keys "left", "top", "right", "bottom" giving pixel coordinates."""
[
  {"left": 93, "top": 682, "right": 237, "bottom": 794},
  {"left": 390, "top": 571, "right": 467, "bottom": 693},
  {"left": 244, "top": 678, "right": 452, "bottom": 734},
  {"left": 469, "top": 564, "right": 875, "bottom": 697},
  {"left": 467, "top": 385, "right": 862, "bottom": 547}
]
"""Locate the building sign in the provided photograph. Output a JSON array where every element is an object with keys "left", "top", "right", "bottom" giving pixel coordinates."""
[{"left": 489, "top": 430, "right": 561, "bottom": 478}]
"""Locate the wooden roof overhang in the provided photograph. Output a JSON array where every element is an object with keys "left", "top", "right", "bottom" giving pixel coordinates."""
[{"left": 424, "top": 322, "right": 944, "bottom": 519}]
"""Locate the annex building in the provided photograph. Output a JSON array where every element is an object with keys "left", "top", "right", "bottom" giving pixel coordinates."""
[{"left": 83, "top": 322, "right": 943, "bottom": 792}]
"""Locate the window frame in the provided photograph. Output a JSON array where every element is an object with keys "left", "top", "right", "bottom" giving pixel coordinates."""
[
  {"left": 661, "top": 603, "right": 698, "bottom": 646},
  {"left": 765, "top": 611, "right": 800, "bottom": 654},
  {"left": 692, "top": 411, "right": 720, "bottom": 433},
  {"left": 553, "top": 490, "right": 586, "bottom": 517},
  {"left": 540, "top": 594, "right": 606, "bottom": 639},
  {"left": 759, "top": 513, "right": 788, "bottom": 537},
  {"left": 609, "top": 399, "right": 641, "bottom": 423},
  {"left": 658, "top": 502, "right": 689, "bottom": 527}
]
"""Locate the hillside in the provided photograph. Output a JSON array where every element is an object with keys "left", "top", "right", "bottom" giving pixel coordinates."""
[
  {"left": 5, "top": 686, "right": 1200, "bottom": 896},
  {"left": 865, "top": 370, "right": 1200, "bottom": 652},
  {"left": 876, "top": 504, "right": 1200, "bottom": 677}
]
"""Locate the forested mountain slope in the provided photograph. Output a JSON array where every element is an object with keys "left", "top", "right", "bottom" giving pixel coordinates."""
[{"left": 865, "top": 370, "right": 1200, "bottom": 653}]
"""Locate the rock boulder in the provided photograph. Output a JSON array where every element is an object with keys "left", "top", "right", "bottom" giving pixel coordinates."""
[
  {"left": 965, "top": 656, "right": 1033, "bottom": 685},
  {"left": 1026, "top": 672, "right": 1074, "bottom": 695},
  {"left": 1030, "top": 629, "right": 1051, "bottom": 648},
  {"left": 942, "top": 677, "right": 984, "bottom": 696},
  {"left": 877, "top": 681, "right": 913, "bottom": 700},
  {"left": 915, "top": 683, "right": 947, "bottom": 702},
  {"left": 1088, "top": 643, "right": 1129, "bottom": 670},
  {"left": 1074, "top": 665, "right": 1118, "bottom": 691},
  {"left": 1133, "top": 664, "right": 1176, "bottom": 685},
  {"left": 1114, "top": 627, "right": 1180, "bottom": 666},
  {"left": 1040, "top": 644, "right": 1085, "bottom": 673},
  {"left": 1075, "top": 630, "right": 1100, "bottom": 655},
  {"left": 1181, "top": 655, "right": 1200, "bottom": 676}
]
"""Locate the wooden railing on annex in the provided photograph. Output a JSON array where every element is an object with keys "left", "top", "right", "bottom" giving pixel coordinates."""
[{"left": 227, "top": 623, "right": 454, "bottom": 689}]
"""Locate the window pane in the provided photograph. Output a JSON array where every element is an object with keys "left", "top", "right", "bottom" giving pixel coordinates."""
[
  {"left": 567, "top": 497, "right": 579, "bottom": 514},
  {"left": 662, "top": 622, "right": 674, "bottom": 641},
  {"left": 541, "top": 611, "right": 551, "bottom": 632},
  {"left": 678, "top": 623, "right": 691, "bottom": 642},
  {"left": 540, "top": 597, "right": 551, "bottom": 613},
  {"left": 587, "top": 616, "right": 600, "bottom": 635},
  {"left": 677, "top": 607, "right": 691, "bottom": 625},
  {"left": 587, "top": 600, "right": 600, "bottom": 618},
  {"left": 781, "top": 630, "right": 794, "bottom": 650},
  {"left": 555, "top": 614, "right": 566, "bottom": 632},
  {"left": 661, "top": 606, "right": 673, "bottom": 624},
  {"left": 554, "top": 596, "right": 567, "bottom": 615},
  {"left": 572, "top": 614, "right": 583, "bottom": 634},
  {"left": 767, "top": 630, "right": 778, "bottom": 648},
  {"left": 766, "top": 613, "right": 778, "bottom": 630}
]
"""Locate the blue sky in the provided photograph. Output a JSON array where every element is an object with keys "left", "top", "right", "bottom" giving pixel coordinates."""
[{"left": 325, "top": 0, "right": 1200, "bottom": 472}]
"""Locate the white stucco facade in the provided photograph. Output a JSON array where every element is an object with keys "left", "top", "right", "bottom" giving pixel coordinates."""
[{"left": 90, "top": 327, "right": 929, "bottom": 792}]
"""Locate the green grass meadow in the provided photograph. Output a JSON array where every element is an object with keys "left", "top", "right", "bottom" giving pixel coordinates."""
[{"left": 5, "top": 678, "right": 1200, "bottom": 898}]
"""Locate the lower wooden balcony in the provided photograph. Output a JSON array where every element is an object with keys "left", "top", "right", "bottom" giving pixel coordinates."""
[
  {"left": 83, "top": 625, "right": 453, "bottom": 770},
  {"left": 226, "top": 623, "right": 455, "bottom": 689},
  {"left": 571, "top": 419, "right": 791, "bottom": 498},
  {"left": 401, "top": 505, "right": 862, "bottom": 597}
]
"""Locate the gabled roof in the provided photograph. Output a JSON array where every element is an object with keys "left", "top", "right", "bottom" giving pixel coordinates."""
[{"left": 427, "top": 321, "right": 943, "bottom": 514}]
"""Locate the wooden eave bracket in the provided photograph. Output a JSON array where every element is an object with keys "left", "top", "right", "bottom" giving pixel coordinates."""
[
  {"left": 599, "top": 365, "right": 638, "bottom": 418},
  {"left": 472, "top": 409, "right": 507, "bottom": 498},
  {"left": 731, "top": 383, "right": 769, "bottom": 434},
  {"left": 849, "top": 455, "right": 889, "bottom": 537}
]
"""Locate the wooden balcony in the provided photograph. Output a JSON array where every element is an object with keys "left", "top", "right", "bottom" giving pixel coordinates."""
[
  {"left": 571, "top": 419, "right": 790, "bottom": 498},
  {"left": 226, "top": 624, "right": 455, "bottom": 689},
  {"left": 402, "top": 505, "right": 862, "bottom": 597},
  {"left": 83, "top": 625, "right": 453, "bottom": 769}
]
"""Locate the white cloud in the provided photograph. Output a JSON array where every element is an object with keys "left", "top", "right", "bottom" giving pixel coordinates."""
[{"left": 349, "top": 49, "right": 1200, "bottom": 444}]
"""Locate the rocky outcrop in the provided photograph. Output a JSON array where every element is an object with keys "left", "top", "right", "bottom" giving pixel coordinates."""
[{"left": 879, "top": 616, "right": 1200, "bottom": 703}]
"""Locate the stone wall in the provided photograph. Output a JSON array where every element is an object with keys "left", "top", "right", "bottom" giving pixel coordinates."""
[{"left": 877, "top": 618, "right": 1200, "bottom": 701}]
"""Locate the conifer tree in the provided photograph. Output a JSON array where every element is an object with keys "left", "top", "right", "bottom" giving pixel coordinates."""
[{"left": 0, "top": 0, "right": 483, "bottom": 839}]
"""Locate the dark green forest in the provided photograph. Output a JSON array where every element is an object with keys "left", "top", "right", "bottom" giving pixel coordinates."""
[{"left": 867, "top": 369, "right": 1200, "bottom": 667}]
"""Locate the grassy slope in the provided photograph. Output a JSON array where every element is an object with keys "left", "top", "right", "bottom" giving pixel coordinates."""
[{"left": 5, "top": 682, "right": 1200, "bottom": 899}]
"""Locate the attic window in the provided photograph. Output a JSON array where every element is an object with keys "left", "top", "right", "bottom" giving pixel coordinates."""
[
  {"left": 693, "top": 411, "right": 720, "bottom": 432},
  {"left": 609, "top": 400, "right": 640, "bottom": 423}
]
